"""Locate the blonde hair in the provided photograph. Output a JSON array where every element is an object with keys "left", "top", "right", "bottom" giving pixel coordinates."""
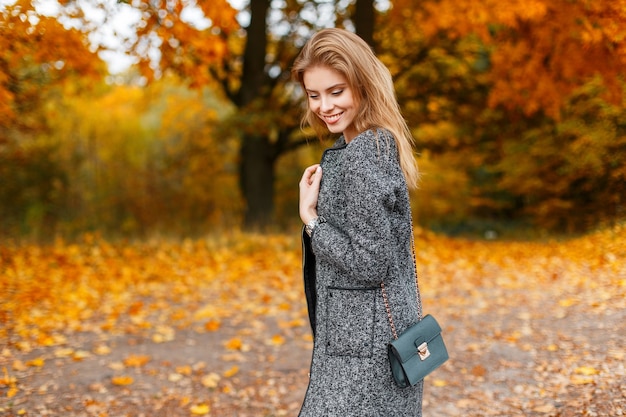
[{"left": 291, "top": 28, "right": 419, "bottom": 189}]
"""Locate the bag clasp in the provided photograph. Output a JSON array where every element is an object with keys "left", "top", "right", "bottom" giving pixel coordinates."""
[{"left": 417, "top": 342, "right": 430, "bottom": 360}]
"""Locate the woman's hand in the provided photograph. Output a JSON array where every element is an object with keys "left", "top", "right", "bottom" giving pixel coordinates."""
[{"left": 299, "top": 164, "right": 322, "bottom": 224}]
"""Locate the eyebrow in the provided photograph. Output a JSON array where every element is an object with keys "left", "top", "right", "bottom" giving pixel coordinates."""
[{"left": 305, "top": 83, "right": 347, "bottom": 93}]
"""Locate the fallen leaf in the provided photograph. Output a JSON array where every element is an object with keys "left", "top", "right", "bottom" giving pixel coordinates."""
[
  {"left": 575, "top": 366, "right": 600, "bottom": 376},
  {"left": 111, "top": 376, "right": 134, "bottom": 386},
  {"left": 168, "top": 373, "right": 184, "bottom": 382},
  {"left": 570, "top": 375, "right": 594, "bottom": 385},
  {"left": 93, "top": 345, "right": 111, "bottom": 355},
  {"left": 224, "top": 337, "right": 243, "bottom": 350},
  {"left": 204, "top": 320, "right": 221, "bottom": 331},
  {"left": 190, "top": 403, "right": 210, "bottom": 415},
  {"left": 269, "top": 334, "right": 285, "bottom": 346},
  {"left": 223, "top": 365, "right": 239, "bottom": 378},
  {"left": 432, "top": 379, "right": 447, "bottom": 387},
  {"left": 533, "top": 403, "right": 556, "bottom": 413},
  {"left": 123, "top": 354, "right": 151, "bottom": 367},
  {"left": 7, "top": 386, "right": 18, "bottom": 398},
  {"left": 12, "top": 361, "right": 26, "bottom": 371},
  {"left": 26, "top": 357, "right": 45, "bottom": 367},
  {"left": 201, "top": 373, "right": 221, "bottom": 388}
]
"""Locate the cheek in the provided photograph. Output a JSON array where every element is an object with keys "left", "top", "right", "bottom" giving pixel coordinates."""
[
  {"left": 336, "top": 94, "right": 355, "bottom": 110},
  {"left": 307, "top": 97, "right": 316, "bottom": 110},
  {"left": 344, "top": 89, "right": 357, "bottom": 107}
]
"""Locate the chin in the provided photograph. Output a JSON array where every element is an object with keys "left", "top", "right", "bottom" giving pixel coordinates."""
[{"left": 326, "top": 125, "right": 345, "bottom": 135}]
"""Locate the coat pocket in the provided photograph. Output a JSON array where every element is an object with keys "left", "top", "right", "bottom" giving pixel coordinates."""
[{"left": 325, "top": 286, "right": 377, "bottom": 358}]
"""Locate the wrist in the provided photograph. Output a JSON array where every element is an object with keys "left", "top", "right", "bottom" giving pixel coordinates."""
[
  {"left": 300, "top": 210, "right": 318, "bottom": 225},
  {"left": 304, "top": 216, "right": 325, "bottom": 237}
]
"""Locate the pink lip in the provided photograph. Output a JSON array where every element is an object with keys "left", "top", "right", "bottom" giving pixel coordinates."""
[{"left": 322, "top": 112, "right": 343, "bottom": 125}]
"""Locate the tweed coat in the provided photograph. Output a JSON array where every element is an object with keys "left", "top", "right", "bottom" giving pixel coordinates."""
[{"left": 299, "top": 128, "right": 423, "bottom": 417}]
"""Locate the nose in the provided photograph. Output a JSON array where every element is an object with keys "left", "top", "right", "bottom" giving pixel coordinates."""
[{"left": 320, "top": 95, "right": 333, "bottom": 113}]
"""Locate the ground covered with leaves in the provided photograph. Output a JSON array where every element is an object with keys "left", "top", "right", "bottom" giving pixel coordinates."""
[{"left": 1, "top": 225, "right": 625, "bottom": 416}]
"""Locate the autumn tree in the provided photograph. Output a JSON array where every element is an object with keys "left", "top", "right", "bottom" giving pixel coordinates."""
[
  {"left": 381, "top": 0, "right": 626, "bottom": 232},
  {"left": 406, "top": 0, "right": 626, "bottom": 119},
  {"left": 0, "top": 0, "right": 103, "bottom": 237},
  {"left": 0, "top": 0, "right": 102, "bottom": 134},
  {"left": 6, "top": 0, "right": 623, "bottom": 235},
  {"left": 44, "top": 77, "right": 241, "bottom": 236},
  {"left": 52, "top": 0, "right": 376, "bottom": 230}
]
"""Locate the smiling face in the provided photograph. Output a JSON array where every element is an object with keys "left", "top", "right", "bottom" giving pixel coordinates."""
[{"left": 302, "top": 65, "right": 359, "bottom": 142}]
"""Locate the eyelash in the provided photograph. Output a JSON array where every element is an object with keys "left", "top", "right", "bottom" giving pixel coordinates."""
[{"left": 308, "top": 90, "right": 343, "bottom": 99}]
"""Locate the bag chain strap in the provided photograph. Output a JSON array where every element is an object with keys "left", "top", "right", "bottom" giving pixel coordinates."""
[{"left": 381, "top": 221, "right": 422, "bottom": 340}]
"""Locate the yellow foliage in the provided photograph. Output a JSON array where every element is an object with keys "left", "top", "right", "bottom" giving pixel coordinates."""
[
  {"left": 7, "top": 386, "right": 18, "bottom": 398},
  {"left": 391, "top": 0, "right": 626, "bottom": 118},
  {"left": 223, "top": 366, "right": 239, "bottom": 378},
  {"left": 190, "top": 403, "right": 211, "bottom": 415},
  {"left": 575, "top": 366, "right": 600, "bottom": 376},
  {"left": 269, "top": 334, "right": 286, "bottom": 346},
  {"left": 123, "top": 354, "right": 151, "bottom": 368},
  {"left": 0, "top": 225, "right": 624, "bottom": 415},
  {"left": 201, "top": 373, "right": 221, "bottom": 388},
  {"left": 111, "top": 376, "right": 134, "bottom": 386},
  {"left": 0, "top": 226, "right": 624, "bottom": 353},
  {"left": 25, "top": 358, "right": 44, "bottom": 368},
  {"left": 0, "top": 0, "right": 103, "bottom": 129},
  {"left": 224, "top": 338, "right": 243, "bottom": 351}
]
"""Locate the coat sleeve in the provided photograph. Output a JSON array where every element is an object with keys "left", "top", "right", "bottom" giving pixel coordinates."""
[{"left": 311, "top": 131, "right": 403, "bottom": 286}]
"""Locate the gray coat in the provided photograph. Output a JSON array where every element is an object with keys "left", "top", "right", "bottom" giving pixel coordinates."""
[{"left": 299, "top": 129, "right": 423, "bottom": 416}]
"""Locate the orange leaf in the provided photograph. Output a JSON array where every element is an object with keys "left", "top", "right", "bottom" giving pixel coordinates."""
[
  {"left": 224, "top": 337, "right": 243, "bottom": 351},
  {"left": 26, "top": 357, "right": 45, "bottom": 367},
  {"left": 7, "top": 386, "right": 18, "bottom": 398},
  {"left": 471, "top": 365, "right": 487, "bottom": 377},
  {"left": 204, "top": 320, "right": 221, "bottom": 332},
  {"left": 269, "top": 334, "right": 285, "bottom": 346},
  {"left": 123, "top": 354, "right": 151, "bottom": 367},
  {"left": 223, "top": 365, "right": 239, "bottom": 378},
  {"left": 111, "top": 376, "right": 134, "bottom": 386}
]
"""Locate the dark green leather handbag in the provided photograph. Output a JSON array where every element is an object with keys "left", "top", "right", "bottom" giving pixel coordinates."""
[
  {"left": 386, "top": 314, "right": 449, "bottom": 387},
  {"left": 381, "top": 223, "right": 449, "bottom": 388}
]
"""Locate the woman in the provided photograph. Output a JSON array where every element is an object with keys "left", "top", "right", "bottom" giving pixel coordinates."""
[{"left": 293, "top": 28, "right": 424, "bottom": 416}]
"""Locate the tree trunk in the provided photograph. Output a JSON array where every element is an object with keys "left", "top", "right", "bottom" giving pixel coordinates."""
[
  {"left": 355, "top": 0, "right": 375, "bottom": 47},
  {"left": 236, "top": 0, "right": 272, "bottom": 230},
  {"left": 236, "top": 0, "right": 377, "bottom": 230},
  {"left": 239, "top": 134, "right": 276, "bottom": 230}
]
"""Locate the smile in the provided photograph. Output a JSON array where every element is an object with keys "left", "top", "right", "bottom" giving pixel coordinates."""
[{"left": 323, "top": 112, "right": 343, "bottom": 123}]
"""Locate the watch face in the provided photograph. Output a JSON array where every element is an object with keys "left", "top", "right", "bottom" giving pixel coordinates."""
[{"left": 305, "top": 218, "right": 318, "bottom": 236}]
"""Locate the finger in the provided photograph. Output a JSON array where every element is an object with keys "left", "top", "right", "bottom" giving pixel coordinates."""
[
  {"left": 306, "top": 164, "right": 320, "bottom": 178},
  {"left": 311, "top": 166, "right": 322, "bottom": 185},
  {"left": 301, "top": 164, "right": 320, "bottom": 186}
]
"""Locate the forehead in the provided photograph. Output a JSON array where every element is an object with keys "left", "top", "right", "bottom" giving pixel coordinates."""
[{"left": 302, "top": 65, "right": 348, "bottom": 91}]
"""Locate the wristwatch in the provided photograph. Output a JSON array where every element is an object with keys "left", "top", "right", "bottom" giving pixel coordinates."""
[{"left": 305, "top": 216, "right": 325, "bottom": 237}]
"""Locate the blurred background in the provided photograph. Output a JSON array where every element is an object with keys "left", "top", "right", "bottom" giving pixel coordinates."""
[{"left": 1, "top": 0, "right": 625, "bottom": 241}]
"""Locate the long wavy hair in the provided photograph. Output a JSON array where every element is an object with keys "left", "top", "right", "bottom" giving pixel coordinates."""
[{"left": 291, "top": 28, "right": 419, "bottom": 189}]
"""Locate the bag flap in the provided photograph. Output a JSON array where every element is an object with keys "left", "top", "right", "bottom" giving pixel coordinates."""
[{"left": 389, "top": 314, "right": 442, "bottom": 363}]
